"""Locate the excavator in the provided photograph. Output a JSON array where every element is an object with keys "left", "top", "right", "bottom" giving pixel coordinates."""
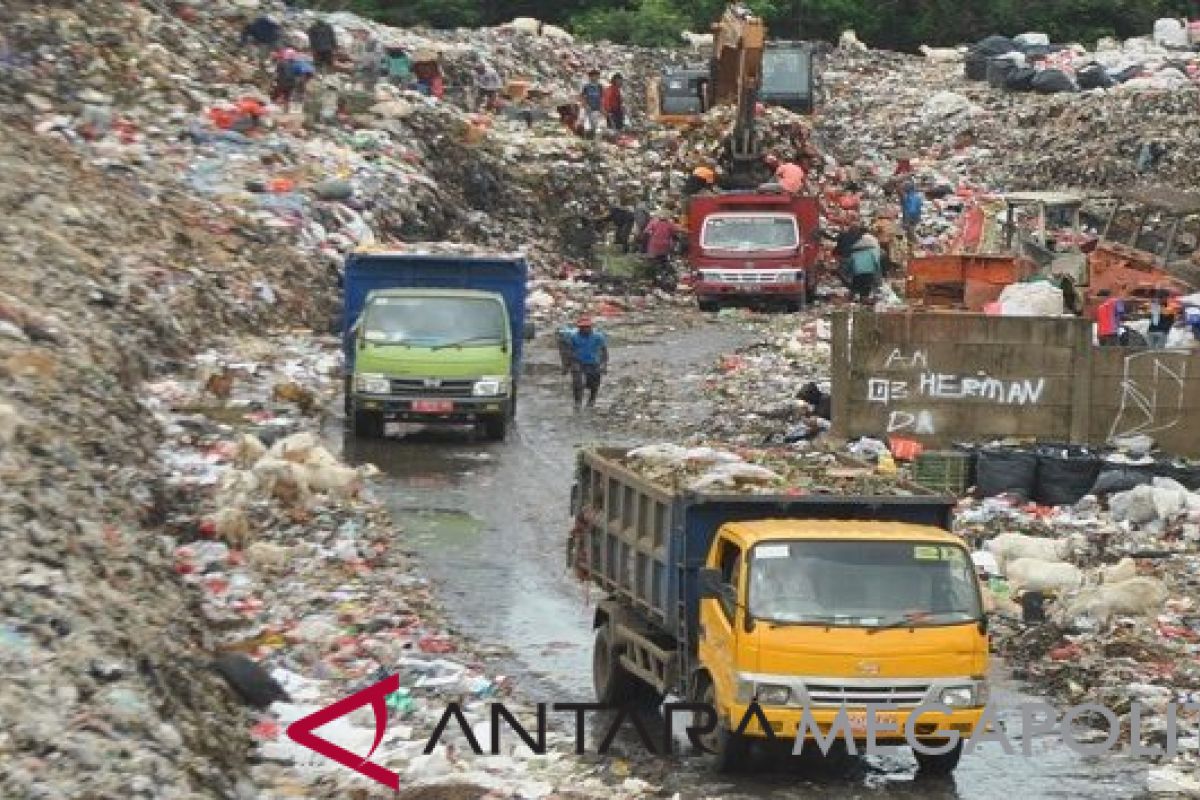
[
  {"left": 666, "top": 5, "right": 823, "bottom": 311},
  {"left": 647, "top": 5, "right": 815, "bottom": 149}
]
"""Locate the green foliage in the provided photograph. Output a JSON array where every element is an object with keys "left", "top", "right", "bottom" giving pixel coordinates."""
[
  {"left": 570, "top": 0, "right": 691, "bottom": 47},
  {"left": 333, "top": 0, "right": 1194, "bottom": 49}
]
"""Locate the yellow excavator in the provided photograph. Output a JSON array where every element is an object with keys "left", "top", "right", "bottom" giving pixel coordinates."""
[{"left": 647, "top": 5, "right": 814, "bottom": 129}]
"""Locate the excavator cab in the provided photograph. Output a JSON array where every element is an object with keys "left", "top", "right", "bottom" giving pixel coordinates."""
[{"left": 760, "top": 42, "right": 815, "bottom": 113}]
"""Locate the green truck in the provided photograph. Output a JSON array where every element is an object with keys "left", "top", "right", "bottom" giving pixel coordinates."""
[{"left": 342, "top": 251, "right": 532, "bottom": 441}]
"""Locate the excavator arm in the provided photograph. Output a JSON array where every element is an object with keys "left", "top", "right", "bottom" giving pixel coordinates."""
[{"left": 710, "top": 5, "right": 766, "bottom": 184}]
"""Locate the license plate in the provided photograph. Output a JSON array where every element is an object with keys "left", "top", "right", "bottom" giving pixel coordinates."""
[
  {"left": 412, "top": 400, "right": 453, "bottom": 414},
  {"left": 846, "top": 711, "right": 901, "bottom": 735},
  {"left": 735, "top": 284, "right": 757, "bottom": 293}
]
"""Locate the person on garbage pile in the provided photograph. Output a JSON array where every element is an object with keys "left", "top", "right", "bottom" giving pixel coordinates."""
[
  {"left": 844, "top": 234, "right": 882, "bottom": 304},
  {"left": 1147, "top": 290, "right": 1177, "bottom": 349},
  {"left": 798, "top": 382, "right": 832, "bottom": 421},
  {"left": 593, "top": 202, "right": 636, "bottom": 254},
  {"left": 683, "top": 166, "right": 717, "bottom": 197},
  {"left": 1094, "top": 289, "right": 1125, "bottom": 347},
  {"left": 474, "top": 61, "right": 504, "bottom": 112},
  {"left": 557, "top": 102, "right": 581, "bottom": 135},
  {"left": 580, "top": 69, "right": 605, "bottom": 137},
  {"left": 603, "top": 73, "right": 625, "bottom": 132},
  {"left": 307, "top": 19, "right": 338, "bottom": 71},
  {"left": 562, "top": 316, "right": 609, "bottom": 411},
  {"left": 901, "top": 181, "right": 923, "bottom": 241},
  {"left": 240, "top": 15, "right": 281, "bottom": 61},
  {"left": 871, "top": 213, "right": 901, "bottom": 275},
  {"left": 643, "top": 212, "right": 681, "bottom": 277},
  {"left": 270, "top": 50, "right": 307, "bottom": 112},
  {"left": 766, "top": 154, "right": 806, "bottom": 194},
  {"left": 356, "top": 36, "right": 385, "bottom": 92},
  {"left": 1184, "top": 301, "right": 1200, "bottom": 343}
]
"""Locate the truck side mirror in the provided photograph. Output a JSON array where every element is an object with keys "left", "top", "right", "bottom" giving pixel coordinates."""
[
  {"left": 698, "top": 568, "right": 725, "bottom": 600},
  {"left": 524, "top": 321, "right": 536, "bottom": 341}
]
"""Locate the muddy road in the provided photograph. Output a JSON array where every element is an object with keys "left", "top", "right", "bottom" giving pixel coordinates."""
[{"left": 338, "top": 314, "right": 1152, "bottom": 799}]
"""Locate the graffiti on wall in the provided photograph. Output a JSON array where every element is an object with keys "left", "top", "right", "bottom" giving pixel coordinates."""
[{"left": 1107, "top": 351, "right": 1188, "bottom": 442}]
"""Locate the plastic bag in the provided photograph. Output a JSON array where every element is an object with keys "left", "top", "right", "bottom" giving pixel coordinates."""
[
  {"left": 976, "top": 448, "right": 1038, "bottom": 499},
  {"left": 1035, "top": 447, "right": 1100, "bottom": 506}
]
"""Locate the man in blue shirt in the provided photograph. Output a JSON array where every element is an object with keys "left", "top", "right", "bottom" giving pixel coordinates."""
[
  {"left": 561, "top": 316, "right": 608, "bottom": 410},
  {"left": 901, "top": 182, "right": 923, "bottom": 242},
  {"left": 580, "top": 69, "right": 604, "bottom": 138}
]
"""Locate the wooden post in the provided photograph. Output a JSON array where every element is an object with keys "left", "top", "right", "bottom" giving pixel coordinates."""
[
  {"left": 1069, "top": 317, "right": 1093, "bottom": 444},
  {"left": 831, "top": 309, "right": 850, "bottom": 439}
]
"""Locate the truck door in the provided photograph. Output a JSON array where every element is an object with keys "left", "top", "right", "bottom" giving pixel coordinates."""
[{"left": 700, "top": 536, "right": 743, "bottom": 711}]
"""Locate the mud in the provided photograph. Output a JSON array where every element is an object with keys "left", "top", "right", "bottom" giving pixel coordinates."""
[{"left": 338, "top": 316, "right": 1153, "bottom": 799}]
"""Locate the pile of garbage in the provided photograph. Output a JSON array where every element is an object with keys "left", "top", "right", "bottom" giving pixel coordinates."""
[
  {"left": 960, "top": 472, "right": 1200, "bottom": 794},
  {"left": 621, "top": 442, "right": 923, "bottom": 495},
  {"left": 143, "top": 337, "right": 665, "bottom": 798}
]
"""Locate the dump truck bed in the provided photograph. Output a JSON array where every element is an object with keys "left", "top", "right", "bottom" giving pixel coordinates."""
[{"left": 570, "top": 447, "right": 957, "bottom": 640}]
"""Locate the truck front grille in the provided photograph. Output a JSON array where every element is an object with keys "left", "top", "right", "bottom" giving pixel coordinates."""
[
  {"left": 700, "top": 270, "right": 797, "bottom": 284},
  {"left": 804, "top": 683, "right": 932, "bottom": 708},
  {"left": 389, "top": 378, "right": 475, "bottom": 396}
]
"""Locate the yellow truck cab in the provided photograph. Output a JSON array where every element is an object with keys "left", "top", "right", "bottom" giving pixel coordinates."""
[
  {"left": 570, "top": 448, "right": 988, "bottom": 774},
  {"left": 697, "top": 519, "right": 986, "bottom": 771}
]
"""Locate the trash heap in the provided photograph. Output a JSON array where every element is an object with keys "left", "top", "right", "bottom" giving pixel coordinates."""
[
  {"left": 144, "top": 335, "right": 669, "bottom": 798},
  {"left": 953, "top": 472, "right": 1200, "bottom": 796},
  {"left": 621, "top": 442, "right": 924, "bottom": 495},
  {"left": 694, "top": 313, "right": 833, "bottom": 444}
]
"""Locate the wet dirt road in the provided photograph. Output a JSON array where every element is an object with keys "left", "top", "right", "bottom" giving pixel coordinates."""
[{"left": 338, "top": 315, "right": 1154, "bottom": 799}]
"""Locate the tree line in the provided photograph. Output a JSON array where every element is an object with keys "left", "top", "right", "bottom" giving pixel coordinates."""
[{"left": 319, "top": 0, "right": 1194, "bottom": 50}]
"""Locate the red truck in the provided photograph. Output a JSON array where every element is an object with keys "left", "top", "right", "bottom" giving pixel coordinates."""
[{"left": 686, "top": 189, "right": 822, "bottom": 311}]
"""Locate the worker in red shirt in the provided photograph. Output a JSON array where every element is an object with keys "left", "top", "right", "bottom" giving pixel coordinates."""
[
  {"left": 771, "top": 155, "right": 806, "bottom": 194},
  {"left": 642, "top": 212, "right": 680, "bottom": 284},
  {"left": 1094, "top": 290, "right": 1125, "bottom": 346},
  {"left": 602, "top": 73, "right": 625, "bottom": 132}
]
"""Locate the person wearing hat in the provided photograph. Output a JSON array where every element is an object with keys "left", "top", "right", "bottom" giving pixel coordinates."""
[
  {"left": 580, "top": 69, "right": 605, "bottom": 138},
  {"left": 562, "top": 316, "right": 608, "bottom": 411},
  {"left": 683, "top": 166, "right": 716, "bottom": 197}
]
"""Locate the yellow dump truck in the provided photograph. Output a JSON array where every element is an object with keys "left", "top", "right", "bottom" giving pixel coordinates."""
[{"left": 568, "top": 448, "right": 988, "bottom": 773}]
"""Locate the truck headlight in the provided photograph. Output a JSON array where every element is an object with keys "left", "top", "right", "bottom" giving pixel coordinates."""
[
  {"left": 472, "top": 376, "right": 508, "bottom": 397},
  {"left": 356, "top": 374, "right": 390, "bottom": 394},
  {"left": 755, "top": 684, "right": 791, "bottom": 706},
  {"left": 939, "top": 686, "right": 975, "bottom": 707}
]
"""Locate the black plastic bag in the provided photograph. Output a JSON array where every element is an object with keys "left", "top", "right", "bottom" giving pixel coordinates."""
[
  {"left": 1076, "top": 63, "right": 1114, "bottom": 89},
  {"left": 1006, "top": 68, "right": 1037, "bottom": 91},
  {"left": 1090, "top": 467, "right": 1154, "bottom": 496},
  {"left": 1032, "top": 69, "right": 1078, "bottom": 94},
  {"left": 987, "top": 57, "right": 1019, "bottom": 88},
  {"left": 976, "top": 448, "right": 1038, "bottom": 499},
  {"left": 1036, "top": 447, "right": 1101, "bottom": 506}
]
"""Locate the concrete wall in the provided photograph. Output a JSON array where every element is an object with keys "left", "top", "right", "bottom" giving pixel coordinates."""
[{"left": 830, "top": 311, "right": 1200, "bottom": 456}]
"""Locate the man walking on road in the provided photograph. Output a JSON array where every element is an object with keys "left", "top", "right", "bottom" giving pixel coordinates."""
[{"left": 562, "top": 316, "right": 608, "bottom": 411}]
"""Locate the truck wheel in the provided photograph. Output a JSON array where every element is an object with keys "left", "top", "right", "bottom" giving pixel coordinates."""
[
  {"left": 698, "top": 299, "right": 720, "bottom": 313},
  {"left": 352, "top": 409, "right": 384, "bottom": 439},
  {"left": 697, "top": 677, "right": 746, "bottom": 772},
  {"left": 482, "top": 416, "right": 507, "bottom": 441},
  {"left": 914, "top": 740, "right": 963, "bottom": 775},
  {"left": 592, "top": 627, "right": 662, "bottom": 708}
]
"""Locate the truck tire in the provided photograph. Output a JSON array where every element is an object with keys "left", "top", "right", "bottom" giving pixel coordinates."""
[
  {"left": 592, "top": 627, "right": 662, "bottom": 708},
  {"left": 352, "top": 409, "right": 384, "bottom": 439},
  {"left": 482, "top": 415, "right": 507, "bottom": 441},
  {"left": 698, "top": 299, "right": 720, "bottom": 313},
  {"left": 914, "top": 740, "right": 963, "bottom": 775},
  {"left": 696, "top": 676, "right": 746, "bottom": 772}
]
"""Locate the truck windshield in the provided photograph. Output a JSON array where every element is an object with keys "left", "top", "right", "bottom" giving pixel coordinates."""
[
  {"left": 361, "top": 297, "right": 506, "bottom": 347},
  {"left": 747, "top": 540, "right": 981, "bottom": 627},
  {"left": 762, "top": 50, "right": 809, "bottom": 96},
  {"left": 702, "top": 216, "right": 799, "bottom": 251}
]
